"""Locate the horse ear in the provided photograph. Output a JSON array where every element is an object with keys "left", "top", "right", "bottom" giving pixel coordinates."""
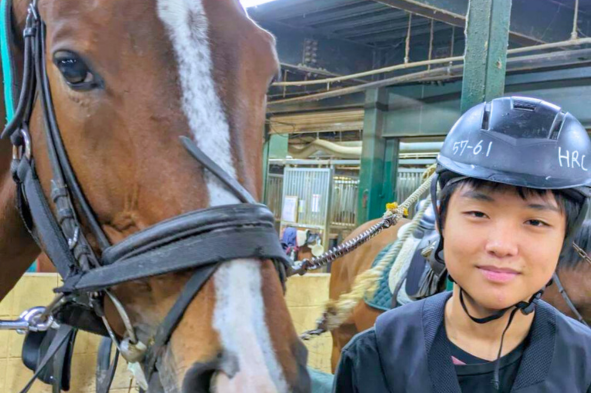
[
  {"left": 311, "top": 243, "right": 324, "bottom": 257},
  {"left": 296, "top": 229, "right": 308, "bottom": 247}
]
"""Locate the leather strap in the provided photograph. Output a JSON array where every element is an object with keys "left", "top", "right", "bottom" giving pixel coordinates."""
[
  {"left": 19, "top": 325, "right": 75, "bottom": 393},
  {"left": 35, "top": 18, "right": 107, "bottom": 262},
  {"left": 144, "top": 264, "right": 219, "bottom": 380},
  {"left": 61, "top": 225, "right": 289, "bottom": 293},
  {"left": 96, "top": 337, "right": 119, "bottom": 393},
  {"left": 553, "top": 272, "right": 588, "bottom": 326},
  {"left": 101, "top": 203, "right": 275, "bottom": 264},
  {"left": 21, "top": 160, "right": 78, "bottom": 278},
  {"left": 180, "top": 136, "right": 256, "bottom": 204}
]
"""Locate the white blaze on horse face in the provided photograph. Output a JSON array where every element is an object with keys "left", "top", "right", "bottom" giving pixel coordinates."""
[
  {"left": 213, "top": 260, "right": 289, "bottom": 392},
  {"left": 156, "top": 1, "right": 288, "bottom": 392},
  {"left": 156, "top": 0, "right": 237, "bottom": 207}
]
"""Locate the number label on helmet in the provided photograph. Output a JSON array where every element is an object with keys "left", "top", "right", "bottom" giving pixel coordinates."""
[{"left": 452, "top": 139, "right": 493, "bottom": 157}]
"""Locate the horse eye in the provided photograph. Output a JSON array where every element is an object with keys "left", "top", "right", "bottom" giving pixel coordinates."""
[{"left": 54, "top": 51, "right": 99, "bottom": 89}]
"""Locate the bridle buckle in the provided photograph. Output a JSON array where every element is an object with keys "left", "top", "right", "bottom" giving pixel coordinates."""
[{"left": 27, "top": 2, "right": 39, "bottom": 22}]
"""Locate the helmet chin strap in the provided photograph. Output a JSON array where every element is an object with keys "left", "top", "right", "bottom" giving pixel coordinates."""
[
  {"left": 455, "top": 281, "right": 544, "bottom": 391},
  {"left": 458, "top": 286, "right": 542, "bottom": 324}
]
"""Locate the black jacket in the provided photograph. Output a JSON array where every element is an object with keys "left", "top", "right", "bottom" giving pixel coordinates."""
[{"left": 334, "top": 292, "right": 591, "bottom": 392}]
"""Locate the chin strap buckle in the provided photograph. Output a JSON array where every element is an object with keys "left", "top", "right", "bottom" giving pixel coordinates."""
[{"left": 516, "top": 289, "right": 543, "bottom": 315}]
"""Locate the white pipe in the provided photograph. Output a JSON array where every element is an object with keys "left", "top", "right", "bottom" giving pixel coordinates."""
[
  {"left": 269, "top": 159, "right": 360, "bottom": 166},
  {"left": 401, "top": 142, "right": 443, "bottom": 153},
  {"left": 268, "top": 158, "right": 435, "bottom": 166},
  {"left": 289, "top": 140, "right": 361, "bottom": 159},
  {"left": 273, "top": 37, "right": 591, "bottom": 87},
  {"left": 287, "top": 140, "right": 443, "bottom": 159}
]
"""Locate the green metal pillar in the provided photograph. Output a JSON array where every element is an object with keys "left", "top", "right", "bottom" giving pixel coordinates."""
[
  {"left": 357, "top": 88, "right": 391, "bottom": 226},
  {"left": 460, "top": 0, "right": 512, "bottom": 113},
  {"left": 262, "top": 130, "right": 288, "bottom": 202},
  {"left": 382, "top": 138, "right": 400, "bottom": 208}
]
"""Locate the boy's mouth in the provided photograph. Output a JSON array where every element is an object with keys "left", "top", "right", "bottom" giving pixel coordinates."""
[{"left": 477, "top": 265, "right": 520, "bottom": 283}]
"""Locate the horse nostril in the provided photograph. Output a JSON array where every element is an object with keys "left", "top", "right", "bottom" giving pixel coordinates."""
[
  {"left": 182, "top": 352, "right": 240, "bottom": 393},
  {"left": 182, "top": 361, "right": 219, "bottom": 393}
]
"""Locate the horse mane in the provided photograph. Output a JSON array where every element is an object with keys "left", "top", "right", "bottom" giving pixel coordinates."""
[{"left": 559, "top": 219, "right": 591, "bottom": 269}]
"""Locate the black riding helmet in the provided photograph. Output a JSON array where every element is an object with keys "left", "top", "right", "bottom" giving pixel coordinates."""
[{"left": 430, "top": 96, "right": 591, "bottom": 391}]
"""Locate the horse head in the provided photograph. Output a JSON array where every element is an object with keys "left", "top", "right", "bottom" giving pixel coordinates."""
[
  {"left": 543, "top": 220, "right": 591, "bottom": 326},
  {"left": 4, "top": 0, "right": 309, "bottom": 391}
]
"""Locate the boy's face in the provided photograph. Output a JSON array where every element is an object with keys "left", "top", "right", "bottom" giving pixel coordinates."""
[{"left": 442, "top": 183, "right": 566, "bottom": 310}]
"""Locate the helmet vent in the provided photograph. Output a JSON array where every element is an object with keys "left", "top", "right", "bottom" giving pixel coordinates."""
[
  {"left": 549, "top": 112, "right": 565, "bottom": 140},
  {"left": 513, "top": 101, "right": 536, "bottom": 111},
  {"left": 482, "top": 103, "right": 491, "bottom": 130}
]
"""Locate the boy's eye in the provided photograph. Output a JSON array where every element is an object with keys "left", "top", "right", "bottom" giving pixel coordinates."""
[
  {"left": 527, "top": 219, "right": 549, "bottom": 227},
  {"left": 465, "top": 211, "right": 487, "bottom": 218}
]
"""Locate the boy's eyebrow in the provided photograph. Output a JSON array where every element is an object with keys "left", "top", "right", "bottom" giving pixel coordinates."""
[
  {"left": 459, "top": 190, "right": 495, "bottom": 202},
  {"left": 527, "top": 203, "right": 561, "bottom": 213},
  {"left": 460, "top": 190, "right": 561, "bottom": 212}
]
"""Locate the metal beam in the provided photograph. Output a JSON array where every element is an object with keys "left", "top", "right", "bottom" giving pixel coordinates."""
[
  {"left": 278, "top": 63, "right": 368, "bottom": 84},
  {"left": 460, "top": 0, "right": 512, "bottom": 112},
  {"left": 351, "top": 22, "right": 451, "bottom": 44},
  {"left": 258, "top": 21, "right": 375, "bottom": 78},
  {"left": 282, "top": 2, "right": 387, "bottom": 27},
  {"left": 267, "top": 36, "right": 591, "bottom": 106},
  {"left": 339, "top": 18, "right": 431, "bottom": 39},
  {"left": 268, "top": 93, "right": 365, "bottom": 115},
  {"left": 383, "top": 67, "right": 591, "bottom": 138},
  {"left": 318, "top": 9, "right": 408, "bottom": 32},
  {"left": 387, "top": 66, "right": 591, "bottom": 103},
  {"left": 247, "top": 0, "right": 364, "bottom": 21},
  {"left": 373, "top": 0, "right": 591, "bottom": 46}
]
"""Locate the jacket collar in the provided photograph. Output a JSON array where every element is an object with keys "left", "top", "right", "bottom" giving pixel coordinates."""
[{"left": 422, "top": 291, "right": 556, "bottom": 391}]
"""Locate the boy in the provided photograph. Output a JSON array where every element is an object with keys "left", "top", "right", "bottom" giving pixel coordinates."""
[{"left": 333, "top": 97, "right": 591, "bottom": 392}]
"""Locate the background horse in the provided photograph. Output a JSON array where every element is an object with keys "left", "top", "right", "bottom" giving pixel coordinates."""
[
  {"left": 0, "top": 0, "right": 308, "bottom": 392},
  {"left": 329, "top": 216, "right": 591, "bottom": 372},
  {"left": 282, "top": 227, "right": 324, "bottom": 263}
]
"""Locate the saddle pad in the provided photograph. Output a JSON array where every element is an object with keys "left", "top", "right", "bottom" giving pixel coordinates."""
[{"left": 364, "top": 240, "right": 400, "bottom": 311}]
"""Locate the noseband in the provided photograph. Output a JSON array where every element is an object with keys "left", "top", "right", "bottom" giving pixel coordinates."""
[{"left": 2, "top": 0, "right": 290, "bottom": 389}]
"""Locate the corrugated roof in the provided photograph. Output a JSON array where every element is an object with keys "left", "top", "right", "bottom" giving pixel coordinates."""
[{"left": 248, "top": 0, "right": 452, "bottom": 48}]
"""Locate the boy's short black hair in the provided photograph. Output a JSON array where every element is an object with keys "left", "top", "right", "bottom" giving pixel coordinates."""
[{"left": 438, "top": 178, "right": 583, "bottom": 239}]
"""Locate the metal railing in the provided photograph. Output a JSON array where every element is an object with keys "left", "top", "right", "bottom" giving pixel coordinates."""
[
  {"left": 331, "top": 177, "right": 359, "bottom": 228},
  {"left": 265, "top": 174, "right": 283, "bottom": 221}
]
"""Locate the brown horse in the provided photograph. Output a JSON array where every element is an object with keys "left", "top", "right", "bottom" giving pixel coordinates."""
[
  {"left": 0, "top": 0, "right": 309, "bottom": 392},
  {"left": 329, "top": 216, "right": 591, "bottom": 372}
]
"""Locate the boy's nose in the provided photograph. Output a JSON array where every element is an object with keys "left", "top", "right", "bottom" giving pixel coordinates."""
[{"left": 485, "top": 223, "right": 518, "bottom": 258}]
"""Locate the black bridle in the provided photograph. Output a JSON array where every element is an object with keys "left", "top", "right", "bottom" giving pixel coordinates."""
[
  {"left": 3, "top": 0, "right": 291, "bottom": 390},
  {"left": 553, "top": 271, "right": 589, "bottom": 327}
]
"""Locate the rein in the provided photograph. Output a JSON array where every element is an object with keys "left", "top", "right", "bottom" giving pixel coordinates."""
[{"left": 0, "top": 0, "right": 290, "bottom": 390}]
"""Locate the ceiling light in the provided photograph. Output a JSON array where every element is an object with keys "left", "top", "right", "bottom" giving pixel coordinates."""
[{"left": 241, "top": 0, "right": 279, "bottom": 8}]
